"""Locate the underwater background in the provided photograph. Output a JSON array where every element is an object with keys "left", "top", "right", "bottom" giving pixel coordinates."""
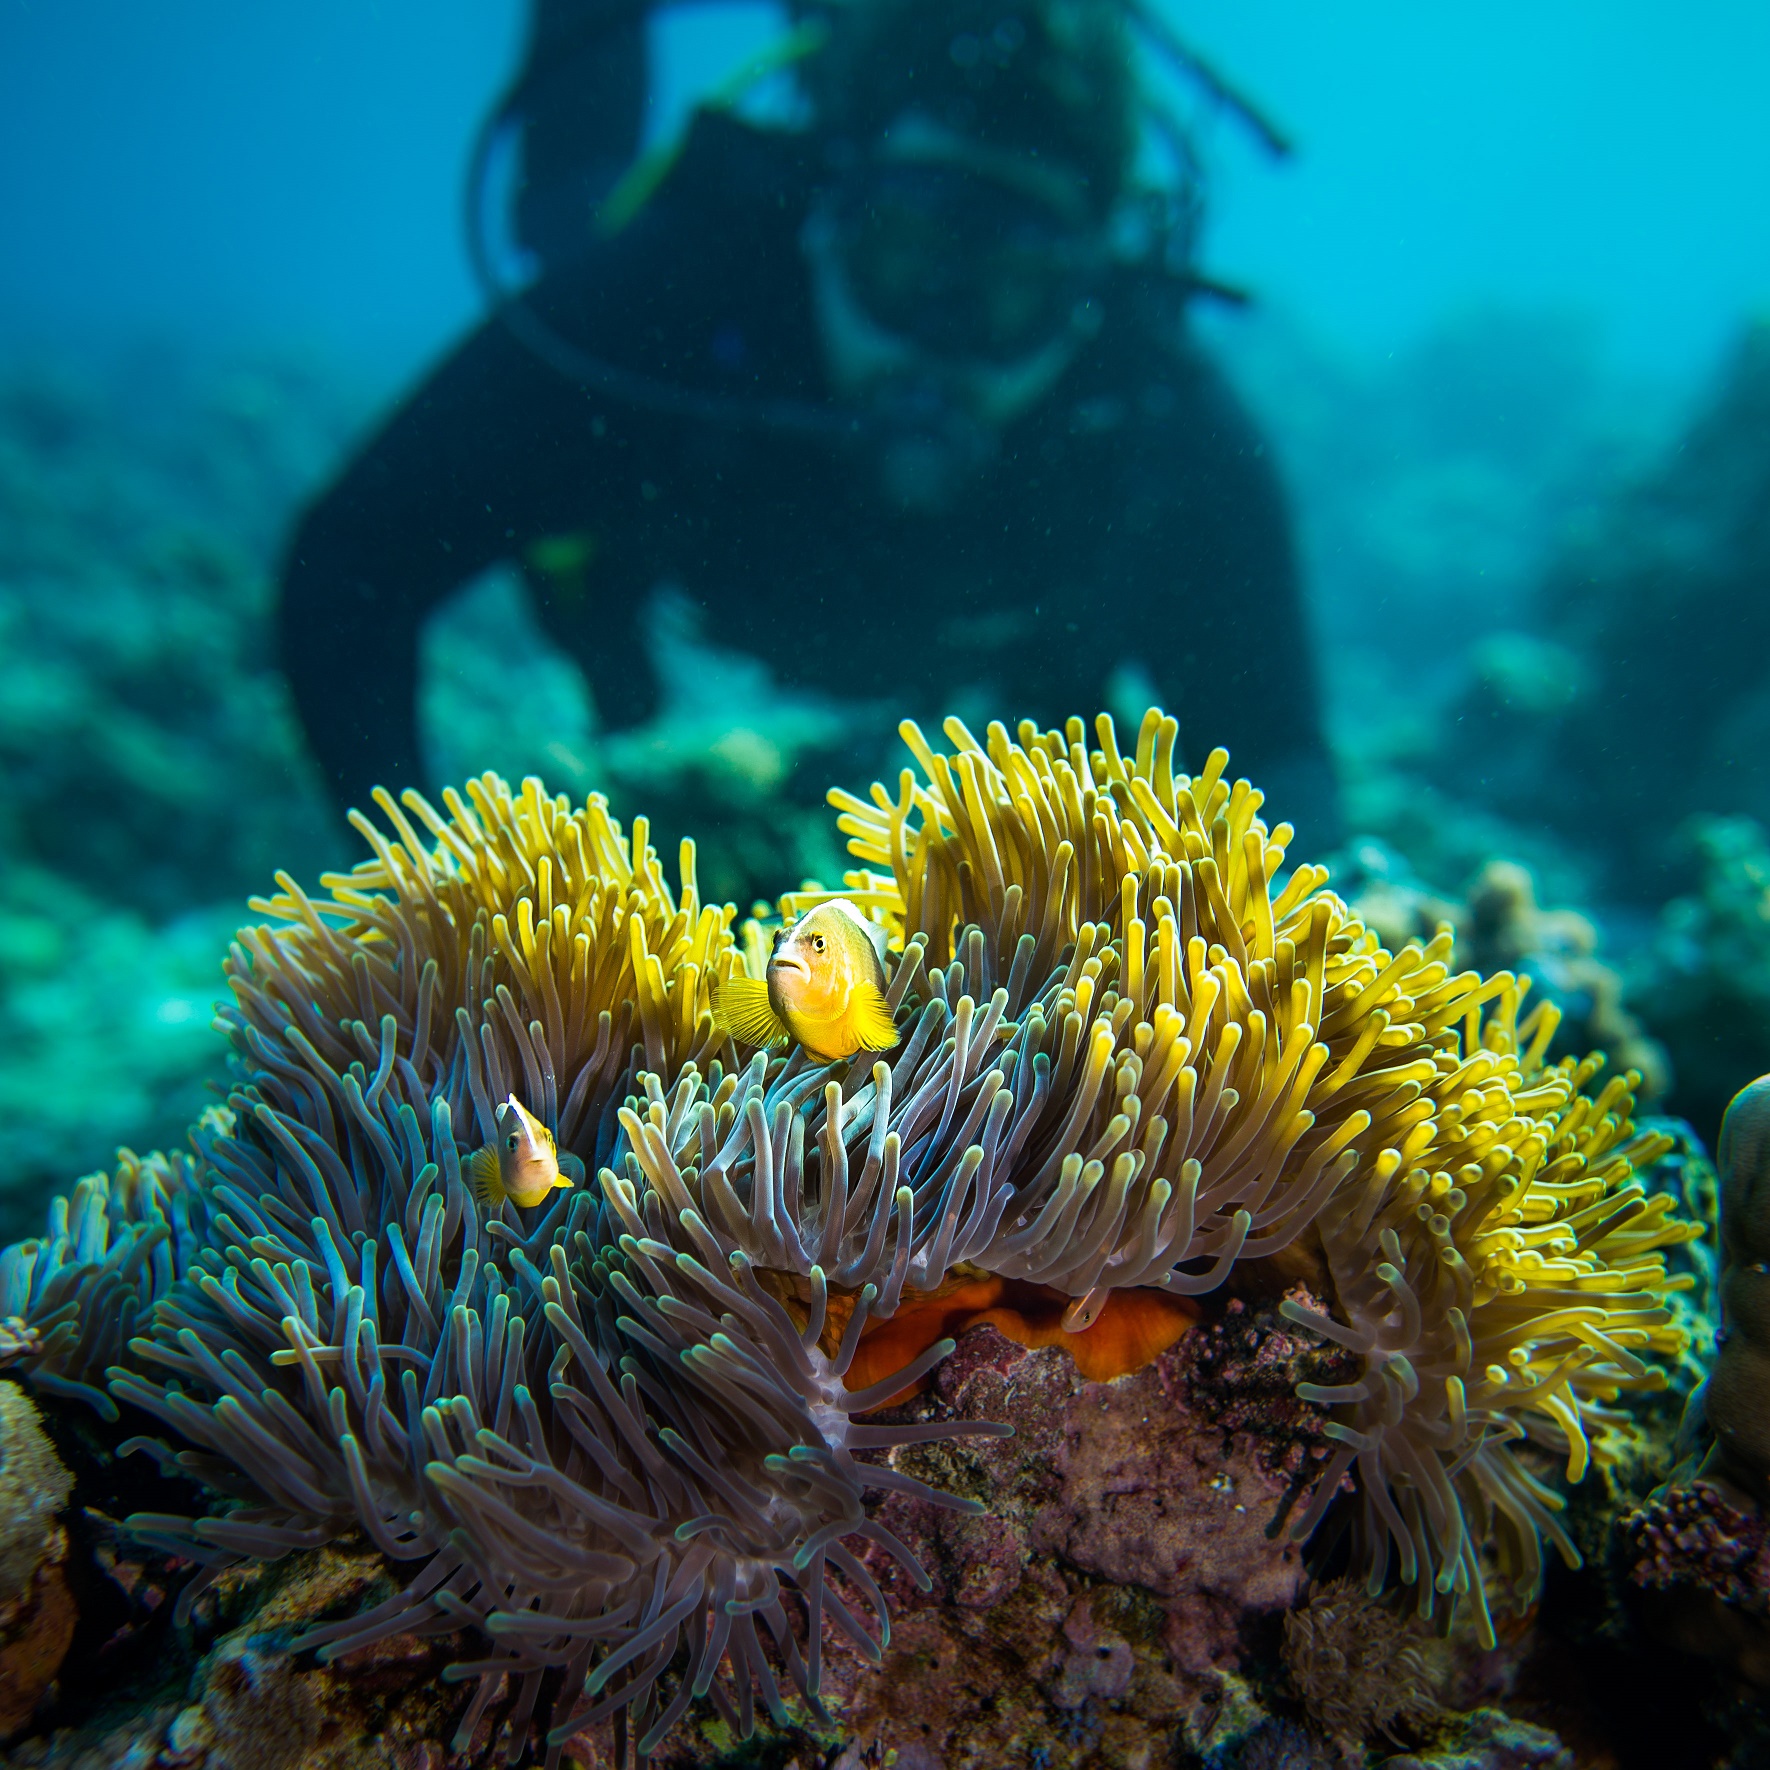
[
  {"left": 2, "top": 4, "right": 1770, "bottom": 1766},
  {"left": 3, "top": 0, "right": 1767, "bottom": 1230}
]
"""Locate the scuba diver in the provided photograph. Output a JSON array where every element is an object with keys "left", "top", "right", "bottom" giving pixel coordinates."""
[{"left": 279, "top": 0, "right": 1340, "bottom": 883}]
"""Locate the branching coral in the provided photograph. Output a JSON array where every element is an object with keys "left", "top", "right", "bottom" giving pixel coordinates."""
[
  {"left": 1618, "top": 1480, "right": 1770, "bottom": 1613},
  {"left": 0, "top": 717, "right": 1699, "bottom": 1756}
]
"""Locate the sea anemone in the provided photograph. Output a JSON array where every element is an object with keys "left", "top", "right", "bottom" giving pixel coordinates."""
[
  {"left": 0, "top": 715, "right": 1699, "bottom": 1752},
  {"left": 1282, "top": 1047, "right": 1692, "bottom": 1636},
  {"left": 1281, "top": 1576, "right": 1442, "bottom": 1760},
  {"left": 0, "top": 1144, "right": 208, "bottom": 1417},
  {"left": 821, "top": 716, "right": 1383, "bottom": 1316},
  {"left": 824, "top": 712, "right": 1699, "bottom": 1635},
  {"left": 104, "top": 775, "right": 1000, "bottom": 1759}
]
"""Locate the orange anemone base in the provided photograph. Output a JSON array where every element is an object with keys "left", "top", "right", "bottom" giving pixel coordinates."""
[{"left": 839, "top": 1274, "right": 1202, "bottom": 1407}]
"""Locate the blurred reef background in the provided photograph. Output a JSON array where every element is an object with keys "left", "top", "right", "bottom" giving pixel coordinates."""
[{"left": 7, "top": 306, "right": 1769, "bottom": 1239}]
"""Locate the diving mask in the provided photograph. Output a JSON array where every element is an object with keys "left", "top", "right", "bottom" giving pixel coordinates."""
[{"left": 820, "top": 125, "right": 1107, "bottom": 367}]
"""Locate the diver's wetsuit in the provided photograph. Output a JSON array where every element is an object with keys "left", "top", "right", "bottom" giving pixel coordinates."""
[{"left": 281, "top": 111, "right": 1335, "bottom": 838}]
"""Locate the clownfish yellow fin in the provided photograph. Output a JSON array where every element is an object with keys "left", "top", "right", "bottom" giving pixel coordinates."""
[
  {"left": 712, "top": 976, "right": 791, "bottom": 1049},
  {"left": 467, "top": 1145, "right": 505, "bottom": 1207},
  {"left": 847, "top": 982, "right": 900, "bottom": 1052}
]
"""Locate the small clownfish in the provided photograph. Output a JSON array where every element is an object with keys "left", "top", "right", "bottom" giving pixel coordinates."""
[
  {"left": 468, "top": 1095, "right": 575, "bottom": 1209},
  {"left": 712, "top": 898, "right": 899, "bottom": 1064}
]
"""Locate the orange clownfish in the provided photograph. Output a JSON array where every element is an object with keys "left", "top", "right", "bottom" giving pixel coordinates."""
[
  {"left": 468, "top": 1095, "right": 575, "bottom": 1209},
  {"left": 712, "top": 898, "right": 899, "bottom": 1063}
]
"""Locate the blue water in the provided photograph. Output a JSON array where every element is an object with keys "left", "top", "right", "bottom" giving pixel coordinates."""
[{"left": 3, "top": 1, "right": 1765, "bottom": 386}]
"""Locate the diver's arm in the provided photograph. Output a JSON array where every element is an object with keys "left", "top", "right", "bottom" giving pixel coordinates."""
[
  {"left": 279, "top": 114, "right": 813, "bottom": 824},
  {"left": 276, "top": 317, "right": 599, "bottom": 824}
]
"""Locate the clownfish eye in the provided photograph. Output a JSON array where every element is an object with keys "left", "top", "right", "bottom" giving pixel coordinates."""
[
  {"left": 812, "top": 933, "right": 826, "bottom": 952},
  {"left": 505, "top": 1133, "right": 521, "bottom": 1151}
]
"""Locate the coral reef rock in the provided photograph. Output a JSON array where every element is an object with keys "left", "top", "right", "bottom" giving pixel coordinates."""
[
  {"left": 1615, "top": 1074, "right": 1770, "bottom": 1689},
  {"left": 1382, "top": 1708, "right": 1575, "bottom": 1770},
  {"left": 809, "top": 1324, "right": 1307, "bottom": 1769},
  {"left": 3, "top": 1540, "right": 484, "bottom": 1770},
  {"left": 1694, "top": 1074, "right": 1770, "bottom": 1506},
  {"left": 0, "top": 1379, "right": 77, "bottom": 1738}
]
